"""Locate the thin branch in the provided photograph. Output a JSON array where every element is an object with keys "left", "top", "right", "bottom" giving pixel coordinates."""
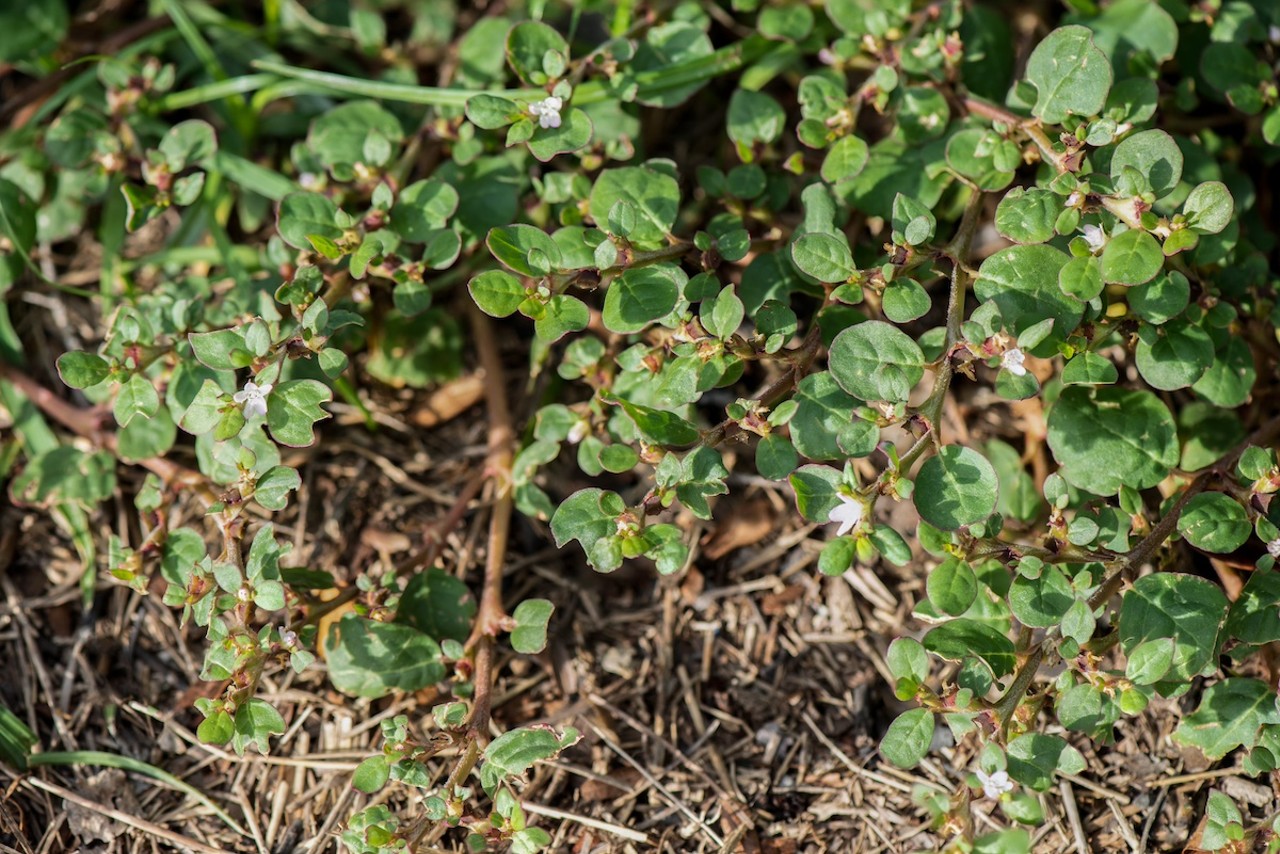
[
  {"left": 0, "top": 361, "right": 210, "bottom": 496},
  {"left": 463, "top": 301, "right": 516, "bottom": 742},
  {"left": 898, "top": 189, "right": 984, "bottom": 471}
]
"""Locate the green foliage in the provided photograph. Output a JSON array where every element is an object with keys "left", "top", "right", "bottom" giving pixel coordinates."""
[{"left": 6, "top": 0, "right": 1280, "bottom": 848}]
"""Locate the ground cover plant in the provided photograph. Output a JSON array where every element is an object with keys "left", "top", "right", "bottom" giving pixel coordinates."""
[{"left": 2, "top": 0, "right": 1280, "bottom": 850}]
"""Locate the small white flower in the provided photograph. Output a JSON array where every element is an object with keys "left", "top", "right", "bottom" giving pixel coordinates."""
[
  {"left": 1001, "top": 348, "right": 1027, "bottom": 377},
  {"left": 1065, "top": 191, "right": 1082, "bottom": 208},
  {"left": 233, "top": 380, "right": 273, "bottom": 419},
  {"left": 567, "top": 419, "right": 589, "bottom": 445},
  {"left": 279, "top": 627, "right": 299, "bottom": 648},
  {"left": 528, "top": 96, "right": 563, "bottom": 130},
  {"left": 1269, "top": 24, "right": 1280, "bottom": 43},
  {"left": 1082, "top": 223, "right": 1106, "bottom": 252},
  {"left": 976, "top": 768, "right": 1014, "bottom": 800},
  {"left": 1268, "top": 538, "right": 1280, "bottom": 560},
  {"left": 827, "top": 493, "right": 864, "bottom": 538}
]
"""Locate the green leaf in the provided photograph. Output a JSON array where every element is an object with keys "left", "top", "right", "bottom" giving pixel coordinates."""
[
  {"left": 506, "top": 21, "right": 567, "bottom": 86},
  {"left": 755, "top": 434, "right": 798, "bottom": 481},
  {"left": 603, "top": 264, "right": 684, "bottom": 333},
  {"left": 188, "top": 328, "right": 250, "bottom": 372},
  {"left": 828, "top": 321, "right": 925, "bottom": 404},
  {"left": 882, "top": 279, "right": 930, "bottom": 323},
  {"left": 701, "top": 285, "right": 745, "bottom": 339},
  {"left": 758, "top": 4, "right": 814, "bottom": 41},
  {"left": 727, "top": 89, "right": 786, "bottom": 149},
  {"left": 114, "top": 374, "right": 159, "bottom": 428},
  {"left": 307, "top": 101, "right": 402, "bottom": 171},
  {"left": 469, "top": 270, "right": 527, "bottom": 318},
  {"left": 527, "top": 108, "right": 593, "bottom": 162},
  {"left": 914, "top": 446, "right": 999, "bottom": 531},
  {"left": 1009, "top": 566, "right": 1074, "bottom": 627},
  {"left": 480, "top": 725, "right": 580, "bottom": 793},
  {"left": 0, "top": 703, "right": 36, "bottom": 771},
  {"left": 1119, "top": 573, "right": 1228, "bottom": 690},
  {"left": 1193, "top": 335, "right": 1256, "bottom": 408},
  {"left": 465, "top": 93, "right": 520, "bottom": 129},
  {"left": 1024, "top": 26, "right": 1112, "bottom": 125},
  {"left": 533, "top": 295, "right": 589, "bottom": 343},
  {"left": 196, "top": 710, "right": 234, "bottom": 746},
  {"left": 265, "top": 379, "right": 332, "bottom": 447},
  {"left": 1111, "top": 129, "right": 1183, "bottom": 198},
  {"left": 487, "top": 224, "right": 563, "bottom": 277},
  {"left": 116, "top": 408, "right": 176, "bottom": 462},
  {"left": 1174, "top": 678, "right": 1280, "bottom": 760},
  {"left": 788, "top": 464, "right": 843, "bottom": 522},
  {"left": 630, "top": 22, "right": 714, "bottom": 108},
  {"left": 353, "top": 755, "right": 391, "bottom": 794},
  {"left": 398, "top": 568, "right": 476, "bottom": 642},
  {"left": 510, "top": 599, "right": 553, "bottom": 654},
  {"left": 791, "top": 232, "right": 854, "bottom": 283},
  {"left": 820, "top": 135, "right": 869, "bottom": 184},
  {"left": 589, "top": 166, "right": 680, "bottom": 250},
  {"left": 253, "top": 466, "right": 300, "bottom": 511},
  {"left": 0, "top": 0, "right": 67, "bottom": 64},
  {"left": 1006, "top": 734, "right": 1085, "bottom": 792},
  {"left": 789, "top": 372, "right": 879, "bottom": 460},
  {"left": 879, "top": 708, "right": 934, "bottom": 769},
  {"left": 927, "top": 557, "right": 978, "bottom": 616},
  {"left": 56, "top": 352, "right": 111, "bottom": 389},
  {"left": 392, "top": 179, "right": 459, "bottom": 242},
  {"left": 974, "top": 245, "right": 1080, "bottom": 354},
  {"left": 1183, "top": 181, "right": 1233, "bottom": 235},
  {"left": 159, "top": 119, "right": 217, "bottom": 170},
  {"left": 1134, "top": 320, "right": 1214, "bottom": 390},
  {"left": 606, "top": 393, "right": 699, "bottom": 446},
  {"left": 1058, "top": 255, "right": 1104, "bottom": 301},
  {"left": 946, "top": 128, "right": 1014, "bottom": 191},
  {"left": 231, "top": 698, "right": 285, "bottom": 756},
  {"left": 1100, "top": 228, "right": 1164, "bottom": 286},
  {"left": 995, "top": 187, "right": 1059, "bottom": 245},
  {"left": 325, "top": 616, "right": 445, "bottom": 698},
  {"left": 276, "top": 192, "right": 342, "bottom": 250},
  {"left": 1061, "top": 352, "right": 1118, "bottom": 385},
  {"left": 10, "top": 446, "right": 116, "bottom": 507},
  {"left": 1177, "top": 493, "right": 1251, "bottom": 554},
  {"left": 1046, "top": 386, "right": 1178, "bottom": 496},
  {"left": 1125, "top": 638, "right": 1176, "bottom": 685},
  {"left": 1129, "top": 270, "right": 1189, "bottom": 324},
  {"left": 923, "top": 619, "right": 1017, "bottom": 678},
  {"left": 550, "top": 488, "right": 620, "bottom": 552}
]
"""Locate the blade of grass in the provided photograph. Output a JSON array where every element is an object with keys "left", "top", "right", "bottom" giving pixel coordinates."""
[
  {"left": 151, "top": 73, "right": 278, "bottom": 112},
  {"left": 212, "top": 151, "right": 298, "bottom": 202},
  {"left": 249, "top": 58, "right": 534, "bottom": 107},
  {"left": 250, "top": 36, "right": 779, "bottom": 111},
  {"left": 159, "top": 0, "right": 255, "bottom": 141},
  {"left": 29, "top": 750, "right": 249, "bottom": 837}
]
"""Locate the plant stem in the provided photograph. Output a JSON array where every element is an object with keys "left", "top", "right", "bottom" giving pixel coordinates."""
[
  {"left": 0, "top": 362, "right": 210, "bottom": 498},
  {"left": 463, "top": 302, "right": 516, "bottom": 743},
  {"left": 897, "top": 189, "right": 983, "bottom": 471}
]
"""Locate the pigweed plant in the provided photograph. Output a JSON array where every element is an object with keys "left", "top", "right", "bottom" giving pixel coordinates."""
[{"left": 3, "top": 0, "right": 1280, "bottom": 850}]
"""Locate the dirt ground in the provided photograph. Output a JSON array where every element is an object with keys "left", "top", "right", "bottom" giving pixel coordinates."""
[{"left": 1, "top": 318, "right": 1268, "bottom": 854}]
